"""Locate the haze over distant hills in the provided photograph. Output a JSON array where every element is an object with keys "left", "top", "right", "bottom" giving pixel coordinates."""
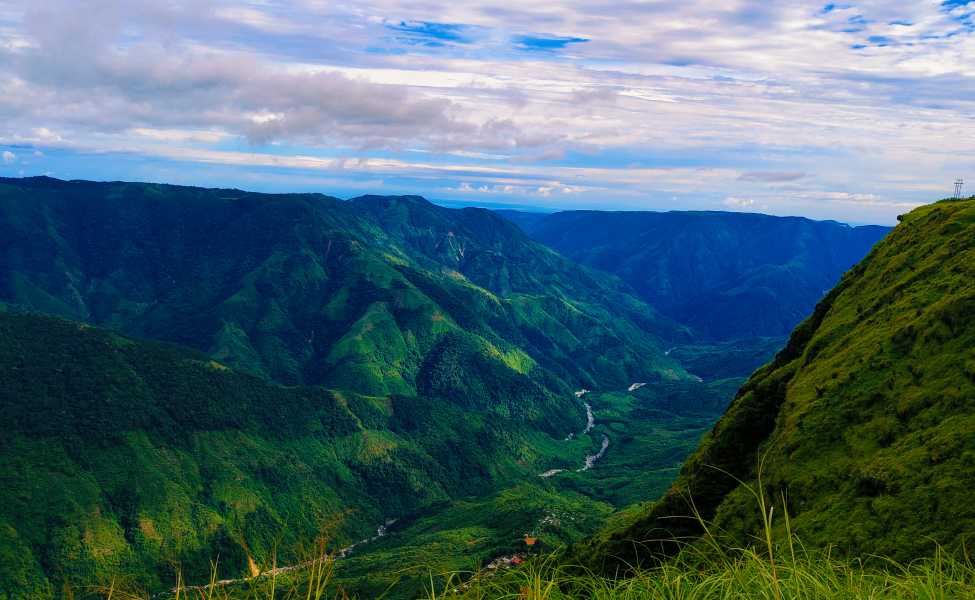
[{"left": 499, "top": 209, "right": 890, "bottom": 341}]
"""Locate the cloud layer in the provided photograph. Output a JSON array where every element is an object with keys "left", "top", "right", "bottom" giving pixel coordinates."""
[{"left": 0, "top": 0, "right": 973, "bottom": 223}]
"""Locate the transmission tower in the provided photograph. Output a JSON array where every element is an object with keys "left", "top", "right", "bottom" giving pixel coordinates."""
[{"left": 954, "top": 179, "right": 964, "bottom": 199}]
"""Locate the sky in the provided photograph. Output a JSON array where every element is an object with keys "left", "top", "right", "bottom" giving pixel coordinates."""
[{"left": 0, "top": 1, "right": 973, "bottom": 224}]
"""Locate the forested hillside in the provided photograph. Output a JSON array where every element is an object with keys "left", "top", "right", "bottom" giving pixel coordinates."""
[
  {"left": 0, "top": 177, "right": 690, "bottom": 394},
  {"left": 500, "top": 209, "right": 889, "bottom": 341},
  {"left": 0, "top": 178, "right": 705, "bottom": 598},
  {"left": 0, "top": 311, "right": 621, "bottom": 597}
]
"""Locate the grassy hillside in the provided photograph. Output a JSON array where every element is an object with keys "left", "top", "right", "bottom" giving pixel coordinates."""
[
  {"left": 500, "top": 209, "right": 889, "bottom": 342},
  {"left": 582, "top": 197, "right": 975, "bottom": 571},
  {"left": 429, "top": 540, "right": 975, "bottom": 599}
]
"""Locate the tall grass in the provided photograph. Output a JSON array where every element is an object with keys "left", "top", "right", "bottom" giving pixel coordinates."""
[
  {"left": 96, "top": 484, "right": 975, "bottom": 600},
  {"left": 98, "top": 531, "right": 975, "bottom": 600},
  {"left": 425, "top": 473, "right": 975, "bottom": 600},
  {"left": 93, "top": 536, "right": 350, "bottom": 600},
  {"left": 427, "top": 546, "right": 975, "bottom": 600}
]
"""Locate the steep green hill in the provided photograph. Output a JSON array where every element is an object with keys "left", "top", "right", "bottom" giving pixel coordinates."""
[
  {"left": 583, "top": 197, "right": 975, "bottom": 570},
  {"left": 499, "top": 209, "right": 889, "bottom": 342},
  {"left": 0, "top": 177, "right": 688, "bottom": 395}
]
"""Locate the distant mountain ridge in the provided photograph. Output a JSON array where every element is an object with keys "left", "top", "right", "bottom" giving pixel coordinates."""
[
  {"left": 498, "top": 208, "right": 890, "bottom": 340},
  {"left": 0, "top": 176, "right": 688, "bottom": 394}
]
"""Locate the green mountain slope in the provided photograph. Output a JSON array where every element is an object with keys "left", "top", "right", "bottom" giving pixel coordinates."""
[
  {"left": 499, "top": 209, "right": 889, "bottom": 341},
  {"left": 0, "top": 311, "right": 616, "bottom": 598},
  {"left": 583, "top": 197, "right": 975, "bottom": 570},
  {"left": 0, "top": 177, "right": 688, "bottom": 395}
]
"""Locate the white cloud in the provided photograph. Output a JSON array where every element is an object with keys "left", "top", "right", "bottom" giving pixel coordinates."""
[
  {"left": 2, "top": 150, "right": 15, "bottom": 164},
  {"left": 739, "top": 171, "right": 806, "bottom": 183},
  {"left": 0, "top": 0, "right": 968, "bottom": 223},
  {"left": 724, "top": 196, "right": 757, "bottom": 209},
  {"left": 130, "top": 128, "right": 228, "bottom": 143}
]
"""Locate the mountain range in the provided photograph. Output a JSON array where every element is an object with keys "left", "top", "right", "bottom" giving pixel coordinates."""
[
  {"left": 0, "top": 177, "right": 691, "bottom": 393},
  {"left": 499, "top": 209, "right": 890, "bottom": 341},
  {"left": 0, "top": 177, "right": 692, "bottom": 597}
]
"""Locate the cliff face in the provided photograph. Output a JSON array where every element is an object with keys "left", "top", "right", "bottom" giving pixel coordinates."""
[{"left": 583, "top": 198, "right": 975, "bottom": 570}]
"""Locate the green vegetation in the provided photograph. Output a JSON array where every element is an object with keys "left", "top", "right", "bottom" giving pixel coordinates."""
[
  {"left": 665, "top": 337, "right": 786, "bottom": 381},
  {"left": 434, "top": 553, "right": 975, "bottom": 600},
  {"left": 106, "top": 483, "right": 975, "bottom": 600},
  {"left": 584, "top": 197, "right": 975, "bottom": 572},
  {"left": 536, "top": 385, "right": 734, "bottom": 509},
  {"left": 0, "top": 310, "right": 732, "bottom": 599},
  {"left": 332, "top": 484, "right": 613, "bottom": 598},
  {"left": 330, "top": 381, "right": 737, "bottom": 597},
  {"left": 5, "top": 178, "right": 968, "bottom": 600},
  {"left": 428, "top": 502, "right": 975, "bottom": 600},
  {"left": 113, "top": 546, "right": 975, "bottom": 600},
  {"left": 0, "top": 310, "right": 733, "bottom": 599},
  {"left": 500, "top": 208, "right": 889, "bottom": 341},
  {"left": 0, "top": 313, "right": 613, "bottom": 598},
  {"left": 0, "top": 177, "right": 688, "bottom": 393},
  {"left": 0, "top": 177, "right": 714, "bottom": 597}
]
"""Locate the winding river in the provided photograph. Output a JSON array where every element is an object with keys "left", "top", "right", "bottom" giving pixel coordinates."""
[
  {"left": 576, "top": 434, "right": 610, "bottom": 472},
  {"left": 540, "top": 392, "right": 614, "bottom": 477}
]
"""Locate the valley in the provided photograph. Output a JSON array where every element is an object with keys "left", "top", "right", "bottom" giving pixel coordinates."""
[
  {"left": 156, "top": 377, "right": 695, "bottom": 598},
  {"left": 8, "top": 177, "right": 970, "bottom": 600},
  {"left": 499, "top": 209, "right": 890, "bottom": 382},
  {"left": 326, "top": 380, "right": 727, "bottom": 598},
  {"left": 0, "top": 178, "right": 720, "bottom": 598}
]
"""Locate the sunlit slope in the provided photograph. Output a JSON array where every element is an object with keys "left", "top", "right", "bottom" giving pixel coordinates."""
[
  {"left": 584, "top": 197, "right": 975, "bottom": 569},
  {"left": 0, "top": 312, "right": 606, "bottom": 598}
]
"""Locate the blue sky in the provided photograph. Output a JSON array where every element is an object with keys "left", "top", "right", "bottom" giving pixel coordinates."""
[{"left": 0, "top": 1, "right": 973, "bottom": 223}]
